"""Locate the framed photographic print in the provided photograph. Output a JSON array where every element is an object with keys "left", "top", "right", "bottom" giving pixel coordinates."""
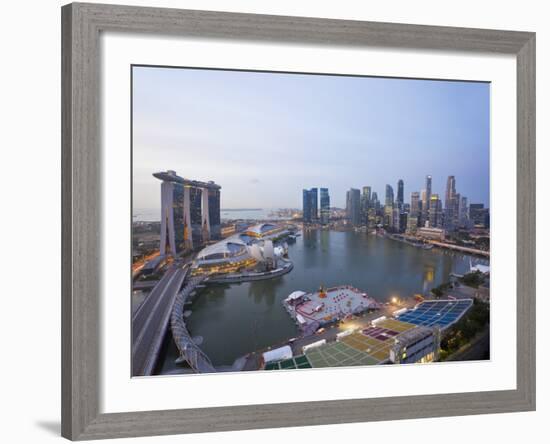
[{"left": 61, "top": 2, "right": 536, "bottom": 440}]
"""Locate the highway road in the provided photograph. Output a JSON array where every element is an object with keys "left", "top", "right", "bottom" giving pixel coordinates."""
[{"left": 132, "top": 265, "right": 188, "bottom": 376}]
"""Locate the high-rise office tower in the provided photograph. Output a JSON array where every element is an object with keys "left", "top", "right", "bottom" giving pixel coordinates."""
[
  {"left": 453, "top": 192, "right": 461, "bottom": 227},
  {"left": 444, "top": 175, "right": 457, "bottom": 230},
  {"left": 361, "top": 186, "right": 371, "bottom": 225},
  {"left": 309, "top": 188, "right": 318, "bottom": 221},
  {"left": 410, "top": 191, "right": 421, "bottom": 217},
  {"left": 429, "top": 194, "right": 443, "bottom": 228},
  {"left": 469, "top": 203, "right": 489, "bottom": 227},
  {"left": 302, "top": 187, "right": 319, "bottom": 223},
  {"left": 346, "top": 188, "right": 361, "bottom": 226},
  {"left": 302, "top": 189, "right": 311, "bottom": 223},
  {"left": 372, "top": 192, "right": 379, "bottom": 210},
  {"left": 445, "top": 176, "right": 456, "bottom": 207},
  {"left": 392, "top": 207, "right": 401, "bottom": 231},
  {"left": 303, "top": 189, "right": 313, "bottom": 223},
  {"left": 385, "top": 184, "right": 394, "bottom": 207},
  {"left": 320, "top": 188, "right": 330, "bottom": 225},
  {"left": 409, "top": 191, "right": 421, "bottom": 231},
  {"left": 397, "top": 179, "right": 404, "bottom": 209},
  {"left": 363, "top": 186, "right": 372, "bottom": 202},
  {"left": 459, "top": 195, "right": 469, "bottom": 226},
  {"left": 422, "top": 175, "right": 432, "bottom": 224},
  {"left": 398, "top": 211, "right": 408, "bottom": 233}
]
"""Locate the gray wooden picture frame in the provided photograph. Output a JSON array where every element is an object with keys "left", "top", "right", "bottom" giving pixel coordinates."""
[{"left": 61, "top": 2, "right": 536, "bottom": 440}]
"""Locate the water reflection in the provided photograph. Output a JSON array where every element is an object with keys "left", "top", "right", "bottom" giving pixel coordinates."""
[
  {"left": 180, "top": 230, "right": 479, "bottom": 366},
  {"left": 422, "top": 264, "right": 435, "bottom": 293}
]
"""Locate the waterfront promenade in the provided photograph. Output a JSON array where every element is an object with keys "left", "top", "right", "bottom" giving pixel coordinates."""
[
  {"left": 205, "top": 259, "right": 293, "bottom": 284},
  {"left": 427, "top": 240, "right": 490, "bottom": 257}
]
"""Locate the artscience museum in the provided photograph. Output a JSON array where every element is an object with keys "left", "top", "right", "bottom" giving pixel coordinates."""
[{"left": 190, "top": 223, "right": 290, "bottom": 276}]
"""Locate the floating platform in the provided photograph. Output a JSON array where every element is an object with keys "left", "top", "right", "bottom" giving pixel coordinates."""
[{"left": 283, "top": 285, "right": 381, "bottom": 333}]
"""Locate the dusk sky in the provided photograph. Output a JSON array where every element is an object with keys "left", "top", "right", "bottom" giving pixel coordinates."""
[{"left": 132, "top": 66, "right": 490, "bottom": 212}]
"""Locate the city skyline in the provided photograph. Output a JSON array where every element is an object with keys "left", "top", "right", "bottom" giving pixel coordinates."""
[{"left": 133, "top": 67, "right": 490, "bottom": 212}]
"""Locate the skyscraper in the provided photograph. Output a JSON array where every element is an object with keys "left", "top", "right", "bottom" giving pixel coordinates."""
[
  {"left": 363, "top": 186, "right": 372, "bottom": 202},
  {"left": 444, "top": 175, "right": 457, "bottom": 230},
  {"left": 372, "top": 192, "right": 379, "bottom": 209},
  {"left": 469, "top": 203, "right": 489, "bottom": 227},
  {"left": 385, "top": 184, "right": 394, "bottom": 207},
  {"left": 396, "top": 179, "right": 404, "bottom": 209},
  {"left": 408, "top": 191, "right": 421, "bottom": 231},
  {"left": 422, "top": 175, "right": 432, "bottom": 224},
  {"left": 410, "top": 191, "right": 421, "bottom": 217},
  {"left": 429, "top": 194, "right": 443, "bottom": 228},
  {"left": 445, "top": 176, "right": 456, "bottom": 207},
  {"left": 320, "top": 188, "right": 330, "bottom": 225},
  {"left": 303, "top": 189, "right": 313, "bottom": 223},
  {"left": 346, "top": 188, "right": 361, "bottom": 226},
  {"left": 302, "top": 188, "right": 319, "bottom": 223},
  {"left": 309, "top": 188, "right": 318, "bottom": 221},
  {"left": 361, "top": 186, "right": 371, "bottom": 225},
  {"left": 459, "top": 195, "right": 469, "bottom": 226}
]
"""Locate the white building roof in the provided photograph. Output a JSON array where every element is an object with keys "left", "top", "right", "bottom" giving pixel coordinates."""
[
  {"left": 246, "top": 223, "right": 278, "bottom": 236},
  {"left": 471, "top": 264, "right": 490, "bottom": 274},
  {"left": 302, "top": 339, "right": 326, "bottom": 353},
  {"left": 263, "top": 345, "right": 292, "bottom": 363},
  {"left": 196, "top": 234, "right": 247, "bottom": 260},
  {"left": 285, "top": 291, "right": 306, "bottom": 302}
]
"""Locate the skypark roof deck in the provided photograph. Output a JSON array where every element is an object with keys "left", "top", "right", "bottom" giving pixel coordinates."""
[{"left": 153, "top": 170, "right": 221, "bottom": 190}]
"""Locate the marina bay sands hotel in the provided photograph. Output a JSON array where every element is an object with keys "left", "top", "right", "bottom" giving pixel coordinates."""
[{"left": 153, "top": 170, "right": 221, "bottom": 256}]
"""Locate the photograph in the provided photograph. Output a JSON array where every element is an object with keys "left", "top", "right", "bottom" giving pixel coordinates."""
[{"left": 131, "top": 65, "right": 491, "bottom": 377}]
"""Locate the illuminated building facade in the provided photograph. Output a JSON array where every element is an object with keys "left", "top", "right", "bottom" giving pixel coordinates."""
[
  {"left": 389, "top": 325, "right": 440, "bottom": 364},
  {"left": 428, "top": 194, "right": 443, "bottom": 228}
]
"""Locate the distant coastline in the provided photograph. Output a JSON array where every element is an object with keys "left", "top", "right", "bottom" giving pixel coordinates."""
[{"left": 221, "top": 208, "right": 262, "bottom": 212}]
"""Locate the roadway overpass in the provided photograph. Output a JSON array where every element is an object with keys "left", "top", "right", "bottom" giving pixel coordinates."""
[
  {"left": 132, "top": 265, "right": 188, "bottom": 376},
  {"left": 133, "top": 280, "right": 159, "bottom": 290}
]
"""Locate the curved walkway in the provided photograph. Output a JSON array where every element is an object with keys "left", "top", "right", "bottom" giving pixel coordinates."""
[{"left": 170, "top": 276, "right": 217, "bottom": 373}]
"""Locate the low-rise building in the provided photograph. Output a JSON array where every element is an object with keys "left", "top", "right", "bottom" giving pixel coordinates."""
[{"left": 417, "top": 226, "right": 446, "bottom": 241}]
